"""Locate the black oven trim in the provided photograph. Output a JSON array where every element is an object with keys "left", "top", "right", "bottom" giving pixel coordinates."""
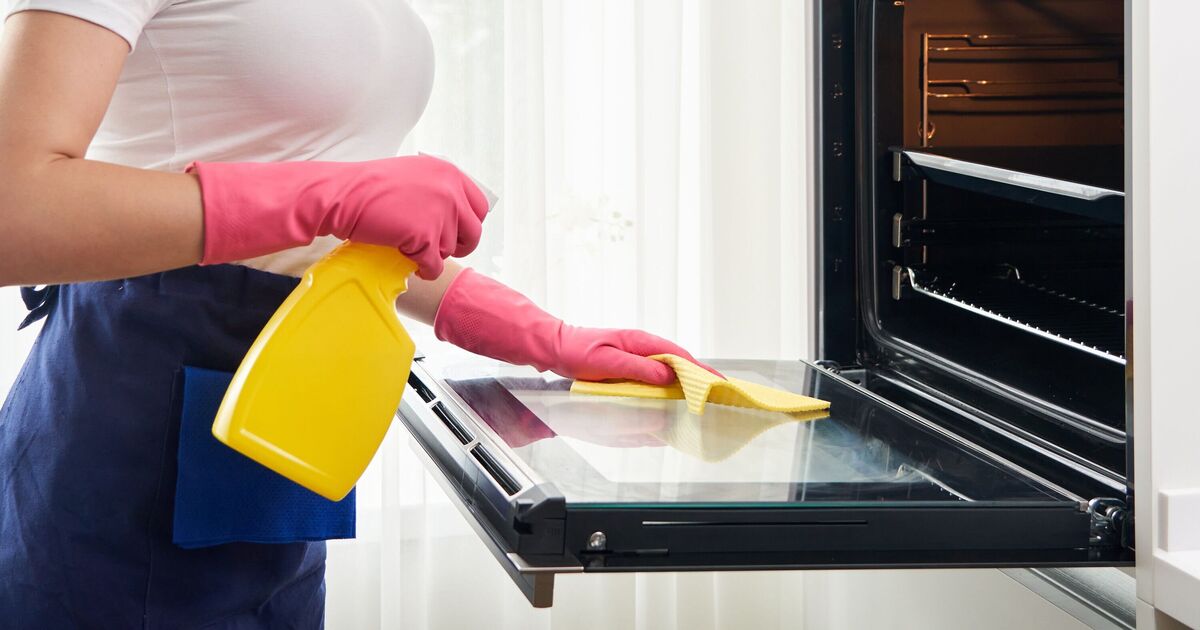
[
  {"left": 812, "top": 0, "right": 1132, "bottom": 546},
  {"left": 811, "top": 0, "right": 860, "bottom": 365}
]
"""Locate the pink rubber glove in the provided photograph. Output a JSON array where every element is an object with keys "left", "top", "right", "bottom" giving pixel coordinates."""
[
  {"left": 187, "top": 155, "right": 489, "bottom": 280},
  {"left": 434, "top": 268, "right": 720, "bottom": 385}
]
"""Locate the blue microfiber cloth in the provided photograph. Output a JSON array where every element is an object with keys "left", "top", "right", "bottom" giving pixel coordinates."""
[{"left": 173, "top": 366, "right": 355, "bottom": 548}]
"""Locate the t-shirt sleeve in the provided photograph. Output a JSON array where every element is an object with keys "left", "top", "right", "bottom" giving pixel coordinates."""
[{"left": 5, "top": 0, "right": 174, "bottom": 50}]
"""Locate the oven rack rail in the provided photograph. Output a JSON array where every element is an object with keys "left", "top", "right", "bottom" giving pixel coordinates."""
[{"left": 902, "top": 268, "right": 1125, "bottom": 365}]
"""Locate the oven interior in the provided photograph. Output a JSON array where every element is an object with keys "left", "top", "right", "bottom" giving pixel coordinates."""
[{"left": 820, "top": 0, "right": 1128, "bottom": 512}]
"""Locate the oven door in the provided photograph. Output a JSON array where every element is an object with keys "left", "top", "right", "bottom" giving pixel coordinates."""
[{"left": 395, "top": 341, "right": 1131, "bottom": 607}]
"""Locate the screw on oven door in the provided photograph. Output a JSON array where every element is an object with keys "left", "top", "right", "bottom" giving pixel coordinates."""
[{"left": 587, "top": 531, "right": 607, "bottom": 551}]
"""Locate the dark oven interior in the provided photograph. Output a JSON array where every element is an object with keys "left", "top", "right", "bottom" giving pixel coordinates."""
[{"left": 833, "top": 0, "right": 1127, "bottom": 501}]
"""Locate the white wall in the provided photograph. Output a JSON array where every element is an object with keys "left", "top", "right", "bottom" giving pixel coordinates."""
[
  {"left": 1136, "top": 1, "right": 1200, "bottom": 627},
  {"left": 801, "top": 570, "right": 1086, "bottom": 629}
]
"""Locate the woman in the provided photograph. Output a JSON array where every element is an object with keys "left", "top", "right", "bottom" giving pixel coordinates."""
[{"left": 0, "top": 2, "right": 711, "bottom": 627}]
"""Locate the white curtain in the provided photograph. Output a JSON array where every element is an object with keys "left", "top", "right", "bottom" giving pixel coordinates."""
[
  {"left": 325, "top": 1, "right": 811, "bottom": 628},
  {"left": 0, "top": 1, "right": 812, "bottom": 627}
]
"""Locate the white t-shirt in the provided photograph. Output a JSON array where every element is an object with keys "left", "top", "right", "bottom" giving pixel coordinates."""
[{"left": 5, "top": 0, "right": 435, "bottom": 276}]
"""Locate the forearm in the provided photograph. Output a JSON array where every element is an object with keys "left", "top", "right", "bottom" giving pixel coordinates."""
[
  {"left": 395, "top": 258, "right": 464, "bottom": 325},
  {"left": 0, "top": 156, "right": 203, "bottom": 286},
  {"left": 431, "top": 270, "right": 718, "bottom": 383},
  {"left": 0, "top": 12, "right": 489, "bottom": 290},
  {"left": 0, "top": 11, "right": 203, "bottom": 286}
]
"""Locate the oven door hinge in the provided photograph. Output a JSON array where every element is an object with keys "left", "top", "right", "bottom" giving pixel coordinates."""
[
  {"left": 813, "top": 359, "right": 843, "bottom": 372},
  {"left": 813, "top": 359, "right": 866, "bottom": 385},
  {"left": 1087, "top": 497, "right": 1131, "bottom": 549}
]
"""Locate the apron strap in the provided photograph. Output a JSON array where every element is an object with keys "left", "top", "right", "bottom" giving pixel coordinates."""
[{"left": 18, "top": 285, "right": 59, "bottom": 330}]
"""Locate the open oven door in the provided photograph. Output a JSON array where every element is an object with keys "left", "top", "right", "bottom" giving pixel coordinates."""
[{"left": 395, "top": 341, "right": 1131, "bottom": 608}]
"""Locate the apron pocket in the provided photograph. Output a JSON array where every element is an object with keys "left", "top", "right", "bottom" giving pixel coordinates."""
[{"left": 173, "top": 366, "right": 355, "bottom": 549}]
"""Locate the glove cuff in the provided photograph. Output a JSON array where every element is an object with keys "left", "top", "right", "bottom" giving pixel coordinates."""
[{"left": 433, "top": 268, "right": 565, "bottom": 373}]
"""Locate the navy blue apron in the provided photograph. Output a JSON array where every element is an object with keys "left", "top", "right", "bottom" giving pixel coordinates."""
[{"left": 0, "top": 265, "right": 346, "bottom": 629}]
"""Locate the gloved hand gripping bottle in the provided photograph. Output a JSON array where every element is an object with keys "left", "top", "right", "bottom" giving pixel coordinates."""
[
  {"left": 210, "top": 160, "right": 498, "bottom": 501},
  {"left": 212, "top": 243, "right": 420, "bottom": 501}
]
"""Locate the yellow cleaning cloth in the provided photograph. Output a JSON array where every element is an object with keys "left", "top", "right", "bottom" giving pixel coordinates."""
[{"left": 570, "top": 354, "right": 831, "bottom": 416}]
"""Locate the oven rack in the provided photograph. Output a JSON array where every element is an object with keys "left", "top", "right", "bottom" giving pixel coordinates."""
[
  {"left": 895, "top": 148, "right": 1124, "bottom": 224},
  {"left": 920, "top": 33, "right": 1123, "bottom": 143},
  {"left": 903, "top": 267, "right": 1125, "bottom": 365}
]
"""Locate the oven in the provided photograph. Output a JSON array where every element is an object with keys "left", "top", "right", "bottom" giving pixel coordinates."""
[{"left": 393, "top": 0, "right": 1134, "bottom": 610}]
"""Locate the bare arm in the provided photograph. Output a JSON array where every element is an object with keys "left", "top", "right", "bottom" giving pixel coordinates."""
[
  {"left": 0, "top": 11, "right": 203, "bottom": 286},
  {"left": 0, "top": 10, "right": 468, "bottom": 324},
  {"left": 395, "top": 259, "right": 462, "bottom": 325}
]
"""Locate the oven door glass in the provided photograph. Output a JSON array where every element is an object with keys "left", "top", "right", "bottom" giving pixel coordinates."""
[
  {"left": 400, "top": 342, "right": 1129, "bottom": 607},
  {"left": 424, "top": 352, "right": 1074, "bottom": 509}
]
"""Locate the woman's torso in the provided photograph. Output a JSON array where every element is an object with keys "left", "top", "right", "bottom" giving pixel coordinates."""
[{"left": 89, "top": 0, "right": 435, "bottom": 275}]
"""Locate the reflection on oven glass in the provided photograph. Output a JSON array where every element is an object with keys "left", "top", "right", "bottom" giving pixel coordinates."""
[{"left": 436, "top": 358, "right": 1069, "bottom": 507}]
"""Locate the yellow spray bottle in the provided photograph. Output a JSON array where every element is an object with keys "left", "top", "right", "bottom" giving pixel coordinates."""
[{"left": 212, "top": 242, "right": 419, "bottom": 501}]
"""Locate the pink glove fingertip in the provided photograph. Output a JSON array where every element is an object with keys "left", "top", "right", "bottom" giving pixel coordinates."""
[
  {"left": 662, "top": 350, "right": 724, "bottom": 379},
  {"left": 624, "top": 356, "right": 677, "bottom": 386},
  {"left": 454, "top": 200, "right": 484, "bottom": 258},
  {"left": 694, "top": 360, "right": 725, "bottom": 380},
  {"left": 413, "top": 249, "right": 445, "bottom": 280},
  {"left": 461, "top": 177, "right": 490, "bottom": 223},
  {"left": 651, "top": 354, "right": 724, "bottom": 381}
]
